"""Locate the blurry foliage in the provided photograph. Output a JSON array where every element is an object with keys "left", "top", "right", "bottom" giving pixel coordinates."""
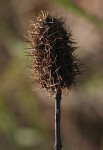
[{"left": 54, "top": 0, "right": 103, "bottom": 28}]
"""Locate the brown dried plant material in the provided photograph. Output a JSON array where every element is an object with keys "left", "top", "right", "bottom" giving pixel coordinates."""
[{"left": 27, "top": 11, "right": 80, "bottom": 93}]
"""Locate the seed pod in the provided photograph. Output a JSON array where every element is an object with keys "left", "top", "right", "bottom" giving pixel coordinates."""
[{"left": 27, "top": 11, "right": 80, "bottom": 93}]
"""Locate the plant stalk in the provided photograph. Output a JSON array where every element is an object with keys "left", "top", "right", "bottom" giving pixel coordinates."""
[{"left": 55, "top": 88, "right": 62, "bottom": 150}]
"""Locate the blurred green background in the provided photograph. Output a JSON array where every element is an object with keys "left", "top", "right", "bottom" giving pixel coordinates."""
[{"left": 0, "top": 0, "right": 103, "bottom": 150}]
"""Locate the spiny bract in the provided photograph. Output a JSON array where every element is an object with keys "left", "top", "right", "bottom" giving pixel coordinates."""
[{"left": 27, "top": 11, "right": 80, "bottom": 93}]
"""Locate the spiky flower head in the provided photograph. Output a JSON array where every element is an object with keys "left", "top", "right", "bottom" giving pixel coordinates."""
[{"left": 27, "top": 11, "right": 80, "bottom": 93}]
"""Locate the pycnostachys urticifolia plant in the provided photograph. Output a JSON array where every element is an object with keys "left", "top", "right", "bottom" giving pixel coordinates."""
[{"left": 27, "top": 10, "right": 80, "bottom": 150}]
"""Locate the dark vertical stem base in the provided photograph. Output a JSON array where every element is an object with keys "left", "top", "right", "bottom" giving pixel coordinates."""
[{"left": 55, "top": 88, "right": 62, "bottom": 150}]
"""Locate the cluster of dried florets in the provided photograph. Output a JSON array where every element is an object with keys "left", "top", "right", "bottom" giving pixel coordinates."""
[{"left": 27, "top": 11, "right": 80, "bottom": 93}]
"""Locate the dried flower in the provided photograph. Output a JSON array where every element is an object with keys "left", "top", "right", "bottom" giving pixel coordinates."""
[{"left": 27, "top": 11, "right": 80, "bottom": 93}]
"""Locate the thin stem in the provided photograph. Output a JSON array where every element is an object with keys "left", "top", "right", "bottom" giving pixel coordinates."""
[{"left": 54, "top": 88, "right": 62, "bottom": 150}]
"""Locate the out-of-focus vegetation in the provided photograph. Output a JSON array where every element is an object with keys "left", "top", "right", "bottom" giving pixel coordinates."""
[
  {"left": 54, "top": 0, "right": 103, "bottom": 27},
  {"left": 0, "top": 0, "right": 103, "bottom": 150}
]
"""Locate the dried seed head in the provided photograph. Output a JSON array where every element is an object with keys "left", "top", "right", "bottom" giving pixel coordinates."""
[{"left": 27, "top": 11, "right": 80, "bottom": 93}]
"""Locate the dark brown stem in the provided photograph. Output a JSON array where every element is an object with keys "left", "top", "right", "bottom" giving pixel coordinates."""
[{"left": 54, "top": 88, "right": 62, "bottom": 150}]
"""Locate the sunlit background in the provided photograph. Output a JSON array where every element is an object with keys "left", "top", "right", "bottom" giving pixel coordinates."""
[{"left": 0, "top": 0, "right": 103, "bottom": 150}]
